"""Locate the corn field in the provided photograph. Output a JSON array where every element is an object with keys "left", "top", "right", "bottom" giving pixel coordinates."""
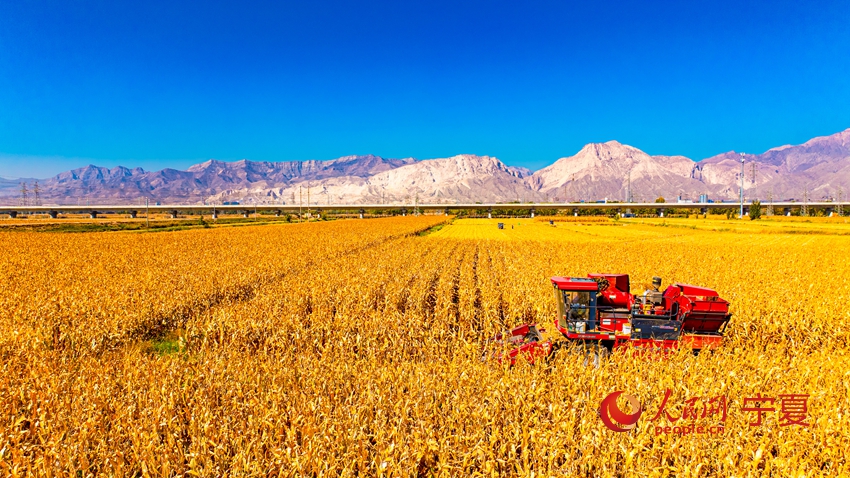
[{"left": 1, "top": 216, "right": 849, "bottom": 476}]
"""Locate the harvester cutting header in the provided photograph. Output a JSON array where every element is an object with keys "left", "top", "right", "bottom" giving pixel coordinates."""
[{"left": 492, "top": 274, "right": 732, "bottom": 364}]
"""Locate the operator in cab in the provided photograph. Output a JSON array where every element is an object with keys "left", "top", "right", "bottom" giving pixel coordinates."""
[
  {"left": 642, "top": 276, "right": 664, "bottom": 311},
  {"left": 650, "top": 277, "right": 661, "bottom": 293},
  {"left": 568, "top": 291, "right": 588, "bottom": 318}
]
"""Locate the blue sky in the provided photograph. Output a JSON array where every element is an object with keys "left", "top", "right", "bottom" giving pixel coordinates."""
[{"left": 1, "top": 0, "right": 849, "bottom": 178}]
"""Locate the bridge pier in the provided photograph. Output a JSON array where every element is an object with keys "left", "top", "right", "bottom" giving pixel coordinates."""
[
  {"left": 488, "top": 207, "right": 492, "bottom": 219},
  {"left": 359, "top": 208, "right": 365, "bottom": 219},
  {"left": 657, "top": 208, "right": 665, "bottom": 217},
  {"left": 128, "top": 210, "right": 137, "bottom": 218},
  {"left": 7, "top": 211, "right": 17, "bottom": 219},
  {"left": 700, "top": 207, "right": 707, "bottom": 215},
  {"left": 401, "top": 208, "right": 407, "bottom": 216},
  {"left": 169, "top": 210, "right": 178, "bottom": 219},
  {"left": 315, "top": 209, "right": 322, "bottom": 219},
  {"left": 48, "top": 210, "right": 58, "bottom": 219},
  {"left": 444, "top": 208, "right": 449, "bottom": 216},
  {"left": 783, "top": 207, "right": 791, "bottom": 216},
  {"left": 573, "top": 208, "right": 578, "bottom": 217},
  {"left": 89, "top": 211, "right": 98, "bottom": 219},
  {"left": 530, "top": 208, "right": 535, "bottom": 218},
  {"left": 243, "top": 211, "right": 249, "bottom": 218},
  {"left": 274, "top": 210, "right": 282, "bottom": 217},
  {"left": 826, "top": 207, "right": 834, "bottom": 217},
  {"left": 742, "top": 207, "right": 749, "bottom": 217}
]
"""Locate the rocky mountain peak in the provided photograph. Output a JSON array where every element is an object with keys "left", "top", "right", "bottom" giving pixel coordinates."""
[{"left": 6, "top": 128, "right": 850, "bottom": 205}]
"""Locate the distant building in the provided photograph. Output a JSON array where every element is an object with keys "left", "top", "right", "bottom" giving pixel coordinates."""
[{"left": 699, "top": 194, "right": 708, "bottom": 203}]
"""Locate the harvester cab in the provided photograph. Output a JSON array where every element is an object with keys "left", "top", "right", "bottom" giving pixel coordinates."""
[
  {"left": 554, "top": 278, "right": 601, "bottom": 334},
  {"left": 491, "top": 273, "right": 732, "bottom": 365}
]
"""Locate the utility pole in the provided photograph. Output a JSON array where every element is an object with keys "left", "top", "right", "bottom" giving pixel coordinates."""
[
  {"left": 739, "top": 153, "right": 745, "bottom": 218},
  {"left": 145, "top": 197, "right": 150, "bottom": 228},
  {"left": 19, "top": 182, "right": 28, "bottom": 207},
  {"left": 32, "top": 181, "right": 41, "bottom": 206},
  {"left": 801, "top": 188, "right": 809, "bottom": 216},
  {"left": 299, "top": 186, "right": 303, "bottom": 223},
  {"left": 307, "top": 183, "right": 311, "bottom": 219},
  {"left": 837, "top": 187, "right": 844, "bottom": 217},
  {"left": 751, "top": 162, "right": 758, "bottom": 200},
  {"left": 414, "top": 193, "right": 420, "bottom": 216}
]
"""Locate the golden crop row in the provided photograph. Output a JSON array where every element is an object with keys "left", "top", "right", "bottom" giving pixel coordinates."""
[
  {"left": 2, "top": 217, "right": 849, "bottom": 476},
  {"left": 0, "top": 216, "right": 445, "bottom": 356}
]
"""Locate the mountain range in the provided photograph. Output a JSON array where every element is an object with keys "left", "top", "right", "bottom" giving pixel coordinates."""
[{"left": 2, "top": 128, "right": 849, "bottom": 205}]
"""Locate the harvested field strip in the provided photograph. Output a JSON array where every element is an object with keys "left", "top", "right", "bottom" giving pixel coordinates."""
[{"left": 0, "top": 216, "right": 446, "bottom": 356}]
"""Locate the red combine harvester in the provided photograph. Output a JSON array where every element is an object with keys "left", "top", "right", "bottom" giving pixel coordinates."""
[{"left": 489, "top": 274, "right": 731, "bottom": 364}]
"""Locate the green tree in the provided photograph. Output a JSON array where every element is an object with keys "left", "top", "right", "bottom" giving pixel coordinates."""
[
  {"left": 750, "top": 200, "right": 762, "bottom": 220},
  {"left": 655, "top": 197, "right": 666, "bottom": 203}
]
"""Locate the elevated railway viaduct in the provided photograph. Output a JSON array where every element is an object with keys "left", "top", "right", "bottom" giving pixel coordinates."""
[{"left": 1, "top": 202, "right": 846, "bottom": 218}]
